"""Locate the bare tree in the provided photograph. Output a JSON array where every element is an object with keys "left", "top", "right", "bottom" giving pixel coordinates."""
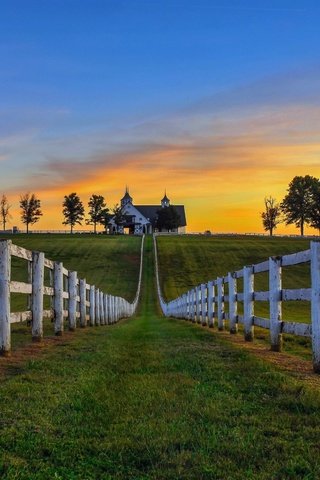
[
  {"left": 20, "top": 193, "right": 42, "bottom": 233},
  {"left": 0, "top": 194, "right": 12, "bottom": 231},
  {"left": 261, "top": 196, "right": 281, "bottom": 236}
]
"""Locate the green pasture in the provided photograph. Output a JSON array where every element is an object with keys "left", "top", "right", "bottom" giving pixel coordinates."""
[
  {"left": 156, "top": 234, "right": 315, "bottom": 359},
  {"left": 1, "top": 236, "right": 320, "bottom": 479},
  {"left": 1, "top": 234, "right": 141, "bottom": 350}
]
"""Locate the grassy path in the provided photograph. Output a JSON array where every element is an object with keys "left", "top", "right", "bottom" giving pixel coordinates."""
[{"left": 1, "top": 237, "right": 320, "bottom": 479}]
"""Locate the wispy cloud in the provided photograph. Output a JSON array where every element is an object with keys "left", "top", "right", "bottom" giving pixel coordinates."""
[{"left": 2, "top": 65, "right": 320, "bottom": 233}]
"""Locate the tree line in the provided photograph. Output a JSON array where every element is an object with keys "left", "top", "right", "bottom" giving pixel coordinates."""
[
  {"left": 0, "top": 192, "right": 181, "bottom": 234},
  {"left": 261, "top": 175, "right": 320, "bottom": 236},
  {"left": 0, "top": 193, "right": 116, "bottom": 234}
]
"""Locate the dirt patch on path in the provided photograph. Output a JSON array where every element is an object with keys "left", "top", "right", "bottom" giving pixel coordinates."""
[
  {"left": 208, "top": 327, "right": 320, "bottom": 388},
  {"left": 0, "top": 331, "right": 77, "bottom": 379}
]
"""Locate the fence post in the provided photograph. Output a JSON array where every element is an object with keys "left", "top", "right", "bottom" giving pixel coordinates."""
[
  {"left": 217, "top": 277, "right": 224, "bottom": 330},
  {"left": 243, "top": 266, "right": 254, "bottom": 341},
  {"left": 100, "top": 291, "right": 105, "bottom": 325},
  {"left": 106, "top": 294, "right": 110, "bottom": 324},
  {"left": 201, "top": 284, "right": 207, "bottom": 326},
  {"left": 207, "top": 281, "right": 214, "bottom": 327},
  {"left": 269, "top": 256, "right": 282, "bottom": 352},
  {"left": 113, "top": 296, "right": 116, "bottom": 323},
  {"left": 31, "top": 251, "right": 44, "bottom": 342},
  {"left": 95, "top": 288, "right": 100, "bottom": 326},
  {"left": 228, "top": 272, "right": 238, "bottom": 334},
  {"left": 186, "top": 291, "right": 190, "bottom": 320},
  {"left": 68, "top": 271, "right": 77, "bottom": 331},
  {"left": 27, "top": 259, "right": 32, "bottom": 312},
  {"left": 0, "top": 240, "right": 11, "bottom": 356},
  {"left": 90, "top": 286, "right": 95, "bottom": 326},
  {"left": 111, "top": 296, "right": 114, "bottom": 323},
  {"left": 114, "top": 296, "right": 118, "bottom": 321},
  {"left": 79, "top": 279, "right": 87, "bottom": 327},
  {"left": 195, "top": 286, "right": 201, "bottom": 323},
  {"left": 54, "top": 261, "right": 64, "bottom": 336},
  {"left": 311, "top": 242, "right": 320, "bottom": 373}
]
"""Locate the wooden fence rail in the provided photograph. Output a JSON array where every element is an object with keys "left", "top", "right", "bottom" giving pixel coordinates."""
[
  {"left": 154, "top": 236, "right": 320, "bottom": 373},
  {"left": 0, "top": 236, "right": 144, "bottom": 356}
]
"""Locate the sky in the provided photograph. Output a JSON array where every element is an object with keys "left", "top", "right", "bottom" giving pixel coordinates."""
[{"left": 1, "top": 0, "right": 320, "bottom": 233}]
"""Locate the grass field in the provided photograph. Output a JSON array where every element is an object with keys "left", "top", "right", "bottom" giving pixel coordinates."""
[
  {"left": 2, "top": 234, "right": 142, "bottom": 351},
  {"left": 1, "top": 236, "right": 320, "bottom": 479},
  {"left": 6, "top": 234, "right": 142, "bottom": 301},
  {"left": 156, "top": 234, "right": 315, "bottom": 359}
]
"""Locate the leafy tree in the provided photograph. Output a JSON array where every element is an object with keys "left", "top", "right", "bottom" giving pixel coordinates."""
[
  {"left": 20, "top": 193, "right": 42, "bottom": 233},
  {"left": 156, "top": 205, "right": 181, "bottom": 232},
  {"left": 99, "top": 209, "right": 112, "bottom": 232},
  {"left": 62, "top": 193, "right": 85, "bottom": 234},
  {"left": 310, "top": 183, "right": 320, "bottom": 234},
  {"left": 261, "top": 196, "right": 281, "bottom": 236},
  {"left": 280, "top": 175, "right": 319, "bottom": 236},
  {"left": 0, "top": 194, "right": 12, "bottom": 231},
  {"left": 86, "top": 194, "right": 108, "bottom": 234},
  {"left": 112, "top": 204, "right": 126, "bottom": 233}
]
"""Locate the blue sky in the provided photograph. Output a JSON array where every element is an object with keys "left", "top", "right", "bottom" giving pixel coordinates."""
[{"left": 1, "top": 0, "right": 320, "bottom": 232}]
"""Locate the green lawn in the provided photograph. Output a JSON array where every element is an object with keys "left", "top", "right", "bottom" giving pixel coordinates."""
[
  {"left": 2, "top": 234, "right": 142, "bottom": 351},
  {"left": 156, "top": 234, "right": 315, "bottom": 359},
  {"left": 1, "top": 236, "right": 320, "bottom": 479},
  {"left": 6, "top": 234, "right": 142, "bottom": 301}
]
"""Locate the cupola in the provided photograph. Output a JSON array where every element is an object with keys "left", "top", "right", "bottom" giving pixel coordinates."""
[
  {"left": 121, "top": 186, "right": 133, "bottom": 207},
  {"left": 161, "top": 191, "right": 170, "bottom": 208}
]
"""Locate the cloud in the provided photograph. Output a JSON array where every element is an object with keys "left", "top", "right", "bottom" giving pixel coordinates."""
[{"left": 2, "top": 64, "right": 320, "bottom": 233}]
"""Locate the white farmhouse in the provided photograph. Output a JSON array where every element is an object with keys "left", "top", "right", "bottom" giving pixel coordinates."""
[{"left": 108, "top": 188, "right": 187, "bottom": 234}]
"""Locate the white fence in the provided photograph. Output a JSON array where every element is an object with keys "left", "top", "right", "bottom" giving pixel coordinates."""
[
  {"left": 154, "top": 235, "right": 320, "bottom": 373},
  {"left": 0, "top": 235, "right": 144, "bottom": 356}
]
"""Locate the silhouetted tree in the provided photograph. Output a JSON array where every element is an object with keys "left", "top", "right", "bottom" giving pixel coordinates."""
[
  {"left": 99, "top": 209, "right": 112, "bottom": 232},
  {"left": 261, "top": 196, "right": 281, "bottom": 236},
  {"left": 62, "top": 193, "right": 85, "bottom": 234},
  {"left": 112, "top": 204, "right": 126, "bottom": 233},
  {"left": 86, "top": 194, "right": 108, "bottom": 234},
  {"left": 20, "top": 193, "right": 42, "bottom": 233},
  {"left": 310, "top": 183, "right": 320, "bottom": 234},
  {"left": 0, "top": 194, "right": 12, "bottom": 231},
  {"left": 156, "top": 205, "right": 181, "bottom": 232},
  {"left": 280, "top": 175, "right": 319, "bottom": 236}
]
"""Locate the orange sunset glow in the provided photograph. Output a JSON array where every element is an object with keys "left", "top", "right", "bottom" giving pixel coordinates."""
[{"left": 8, "top": 134, "right": 320, "bottom": 235}]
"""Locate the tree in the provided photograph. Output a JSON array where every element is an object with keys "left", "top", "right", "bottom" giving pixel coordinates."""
[
  {"left": 156, "top": 205, "right": 181, "bottom": 232},
  {"left": 261, "top": 196, "right": 281, "bottom": 236},
  {"left": 20, "top": 193, "right": 42, "bottom": 233},
  {"left": 62, "top": 193, "right": 85, "bottom": 234},
  {"left": 112, "top": 204, "right": 126, "bottom": 233},
  {"left": 99, "top": 209, "right": 112, "bottom": 232},
  {"left": 280, "top": 175, "right": 319, "bottom": 236},
  {"left": 86, "top": 194, "right": 108, "bottom": 234},
  {"left": 309, "top": 182, "right": 320, "bottom": 234},
  {"left": 0, "top": 194, "right": 12, "bottom": 231}
]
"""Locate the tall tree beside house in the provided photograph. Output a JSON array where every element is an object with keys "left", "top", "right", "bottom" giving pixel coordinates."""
[
  {"left": 99, "top": 209, "right": 112, "bottom": 232},
  {"left": 20, "top": 193, "right": 42, "bottom": 234},
  {"left": 62, "top": 192, "right": 85, "bottom": 234},
  {"left": 0, "top": 194, "right": 12, "bottom": 231},
  {"left": 86, "top": 194, "right": 109, "bottom": 234},
  {"left": 156, "top": 205, "right": 181, "bottom": 232},
  {"left": 309, "top": 182, "right": 320, "bottom": 234},
  {"left": 261, "top": 196, "right": 281, "bottom": 236},
  {"left": 112, "top": 204, "right": 126, "bottom": 233},
  {"left": 280, "top": 175, "right": 320, "bottom": 236}
]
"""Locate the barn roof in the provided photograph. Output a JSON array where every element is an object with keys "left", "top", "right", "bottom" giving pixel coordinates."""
[{"left": 135, "top": 205, "right": 187, "bottom": 227}]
